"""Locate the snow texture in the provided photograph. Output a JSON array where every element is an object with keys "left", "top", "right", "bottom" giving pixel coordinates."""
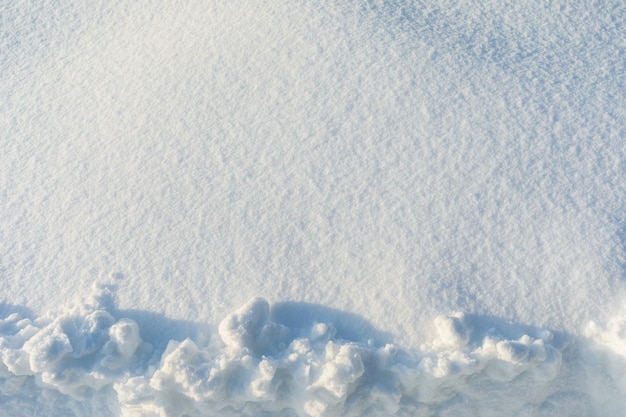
[
  {"left": 0, "top": 285, "right": 625, "bottom": 416},
  {"left": 0, "top": 285, "right": 618, "bottom": 417},
  {"left": 2, "top": 0, "right": 626, "bottom": 415}
]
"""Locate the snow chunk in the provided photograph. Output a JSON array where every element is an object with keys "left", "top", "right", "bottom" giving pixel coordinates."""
[
  {"left": 72, "top": 310, "right": 115, "bottom": 358},
  {"left": 218, "top": 297, "right": 289, "bottom": 354},
  {"left": 108, "top": 319, "right": 141, "bottom": 360},
  {"left": 23, "top": 326, "right": 73, "bottom": 373},
  {"left": 434, "top": 313, "right": 470, "bottom": 348}
]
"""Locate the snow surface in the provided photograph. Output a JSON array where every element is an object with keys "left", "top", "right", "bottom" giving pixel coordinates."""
[{"left": 1, "top": 0, "right": 626, "bottom": 415}]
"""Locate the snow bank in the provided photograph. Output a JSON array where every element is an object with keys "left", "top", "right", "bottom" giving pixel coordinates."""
[{"left": 2, "top": 285, "right": 622, "bottom": 417}]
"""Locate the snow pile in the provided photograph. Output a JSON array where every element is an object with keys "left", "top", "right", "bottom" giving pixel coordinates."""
[
  {"left": 0, "top": 287, "right": 151, "bottom": 416},
  {"left": 1, "top": 0, "right": 626, "bottom": 415},
  {"left": 131, "top": 298, "right": 563, "bottom": 417},
  {"left": 0, "top": 288, "right": 599, "bottom": 417}
]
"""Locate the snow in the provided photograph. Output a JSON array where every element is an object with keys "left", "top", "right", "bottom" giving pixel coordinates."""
[
  {"left": 1, "top": 0, "right": 626, "bottom": 415},
  {"left": 0, "top": 287, "right": 572, "bottom": 416}
]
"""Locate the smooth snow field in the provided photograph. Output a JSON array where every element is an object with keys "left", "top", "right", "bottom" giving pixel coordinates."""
[{"left": 2, "top": 1, "right": 626, "bottom": 416}]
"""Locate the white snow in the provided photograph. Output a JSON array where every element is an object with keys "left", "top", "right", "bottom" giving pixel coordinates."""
[
  {"left": 1, "top": 0, "right": 626, "bottom": 415},
  {"left": 0, "top": 287, "right": 573, "bottom": 416}
]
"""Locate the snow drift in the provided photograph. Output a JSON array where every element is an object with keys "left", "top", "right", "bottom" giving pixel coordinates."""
[
  {"left": 0, "top": 284, "right": 623, "bottom": 417},
  {"left": 2, "top": 0, "right": 626, "bottom": 415}
]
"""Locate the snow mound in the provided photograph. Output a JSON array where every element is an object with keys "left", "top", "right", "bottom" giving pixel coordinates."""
[{"left": 4, "top": 285, "right": 621, "bottom": 417}]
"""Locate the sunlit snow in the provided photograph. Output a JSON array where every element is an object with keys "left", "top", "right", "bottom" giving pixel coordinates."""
[{"left": 1, "top": 1, "right": 625, "bottom": 416}]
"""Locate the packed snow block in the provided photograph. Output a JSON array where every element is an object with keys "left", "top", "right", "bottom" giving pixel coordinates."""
[
  {"left": 309, "top": 342, "right": 365, "bottom": 400},
  {"left": 22, "top": 325, "right": 73, "bottom": 373},
  {"left": 218, "top": 297, "right": 290, "bottom": 355},
  {"left": 71, "top": 311, "right": 115, "bottom": 358},
  {"left": 99, "top": 319, "right": 142, "bottom": 371},
  {"left": 148, "top": 338, "right": 207, "bottom": 402},
  {"left": 433, "top": 313, "right": 470, "bottom": 348},
  {"left": 218, "top": 297, "right": 269, "bottom": 349}
]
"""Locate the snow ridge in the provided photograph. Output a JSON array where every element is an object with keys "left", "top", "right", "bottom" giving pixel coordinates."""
[{"left": 3, "top": 284, "right": 621, "bottom": 417}]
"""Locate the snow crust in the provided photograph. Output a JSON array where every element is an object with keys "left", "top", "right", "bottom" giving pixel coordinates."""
[{"left": 2, "top": 0, "right": 626, "bottom": 415}]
